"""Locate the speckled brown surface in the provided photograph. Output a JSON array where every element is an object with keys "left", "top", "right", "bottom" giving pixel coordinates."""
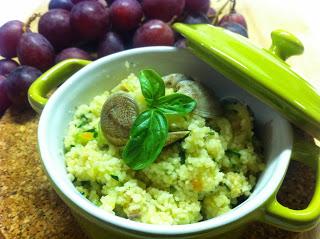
[
  {"left": 0, "top": 108, "right": 318, "bottom": 239},
  {"left": 0, "top": 108, "right": 88, "bottom": 239},
  {"left": 242, "top": 161, "right": 316, "bottom": 239}
]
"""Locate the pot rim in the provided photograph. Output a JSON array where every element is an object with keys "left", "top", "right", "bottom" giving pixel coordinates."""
[{"left": 38, "top": 46, "right": 293, "bottom": 236}]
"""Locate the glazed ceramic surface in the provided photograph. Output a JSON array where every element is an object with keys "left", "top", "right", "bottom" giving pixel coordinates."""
[
  {"left": 173, "top": 24, "right": 320, "bottom": 139},
  {"left": 30, "top": 47, "right": 296, "bottom": 238}
]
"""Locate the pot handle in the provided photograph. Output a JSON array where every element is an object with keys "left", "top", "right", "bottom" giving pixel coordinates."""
[
  {"left": 269, "top": 29, "right": 304, "bottom": 61},
  {"left": 263, "top": 128, "right": 320, "bottom": 231},
  {"left": 28, "top": 59, "right": 91, "bottom": 113}
]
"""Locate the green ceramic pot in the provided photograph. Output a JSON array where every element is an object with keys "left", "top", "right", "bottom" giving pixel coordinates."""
[{"left": 28, "top": 25, "right": 320, "bottom": 239}]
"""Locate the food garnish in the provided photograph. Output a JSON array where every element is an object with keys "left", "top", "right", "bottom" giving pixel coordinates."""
[{"left": 122, "top": 69, "right": 196, "bottom": 170}]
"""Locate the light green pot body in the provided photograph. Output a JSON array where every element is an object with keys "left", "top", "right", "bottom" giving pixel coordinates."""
[{"left": 28, "top": 25, "right": 320, "bottom": 239}]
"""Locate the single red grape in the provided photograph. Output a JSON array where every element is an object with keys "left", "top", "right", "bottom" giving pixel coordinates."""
[
  {"left": 184, "top": 12, "right": 210, "bottom": 24},
  {"left": 55, "top": 47, "right": 92, "bottom": 63},
  {"left": 0, "top": 59, "right": 19, "bottom": 77},
  {"left": 72, "top": 0, "right": 107, "bottom": 6},
  {"left": 220, "top": 22, "right": 248, "bottom": 37},
  {"left": 133, "top": 20, "right": 174, "bottom": 47},
  {"left": 49, "top": 0, "right": 74, "bottom": 10},
  {"left": 97, "top": 32, "right": 124, "bottom": 57},
  {"left": 185, "top": 0, "right": 210, "bottom": 14},
  {"left": 0, "top": 20, "right": 24, "bottom": 58},
  {"left": 5, "top": 66, "right": 42, "bottom": 107},
  {"left": 38, "top": 9, "right": 74, "bottom": 50},
  {"left": 70, "top": 1, "right": 110, "bottom": 41},
  {"left": 142, "top": 0, "right": 185, "bottom": 22},
  {"left": 110, "top": 0, "right": 143, "bottom": 31},
  {"left": 219, "top": 11, "right": 247, "bottom": 29},
  {"left": 17, "top": 32, "right": 55, "bottom": 71},
  {"left": 0, "top": 75, "right": 12, "bottom": 116}
]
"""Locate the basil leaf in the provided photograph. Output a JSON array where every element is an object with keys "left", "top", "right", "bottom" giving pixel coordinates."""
[
  {"left": 122, "top": 109, "right": 168, "bottom": 170},
  {"left": 139, "top": 69, "right": 165, "bottom": 102},
  {"left": 154, "top": 93, "right": 197, "bottom": 115}
]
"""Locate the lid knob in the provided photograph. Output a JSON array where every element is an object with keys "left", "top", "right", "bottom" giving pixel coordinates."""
[{"left": 269, "top": 30, "right": 304, "bottom": 61}]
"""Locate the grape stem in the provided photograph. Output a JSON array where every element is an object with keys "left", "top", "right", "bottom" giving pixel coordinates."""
[
  {"left": 231, "top": 0, "right": 236, "bottom": 12},
  {"left": 212, "top": 0, "right": 232, "bottom": 25},
  {"left": 168, "top": 15, "right": 178, "bottom": 25},
  {"left": 23, "top": 13, "right": 42, "bottom": 32}
]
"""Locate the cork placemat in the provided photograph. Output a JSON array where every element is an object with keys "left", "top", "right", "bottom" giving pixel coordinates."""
[
  {"left": 0, "top": 108, "right": 318, "bottom": 239},
  {"left": 0, "top": 109, "right": 88, "bottom": 239}
]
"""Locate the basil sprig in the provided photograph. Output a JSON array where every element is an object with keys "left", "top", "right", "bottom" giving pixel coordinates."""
[
  {"left": 122, "top": 69, "right": 196, "bottom": 170},
  {"left": 154, "top": 93, "right": 197, "bottom": 115},
  {"left": 139, "top": 69, "right": 165, "bottom": 104},
  {"left": 122, "top": 110, "right": 168, "bottom": 170}
]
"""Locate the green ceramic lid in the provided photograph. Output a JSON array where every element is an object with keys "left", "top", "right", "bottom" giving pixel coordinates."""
[{"left": 173, "top": 23, "right": 320, "bottom": 139}]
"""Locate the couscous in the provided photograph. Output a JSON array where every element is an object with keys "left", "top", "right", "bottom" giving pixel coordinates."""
[{"left": 64, "top": 71, "right": 264, "bottom": 225}]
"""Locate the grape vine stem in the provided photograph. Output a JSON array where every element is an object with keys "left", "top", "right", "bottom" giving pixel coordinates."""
[
  {"left": 212, "top": 0, "right": 232, "bottom": 25},
  {"left": 231, "top": 0, "right": 236, "bottom": 12},
  {"left": 24, "top": 13, "right": 42, "bottom": 32}
]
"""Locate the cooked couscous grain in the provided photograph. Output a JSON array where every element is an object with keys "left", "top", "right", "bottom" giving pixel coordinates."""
[{"left": 64, "top": 73, "right": 264, "bottom": 225}]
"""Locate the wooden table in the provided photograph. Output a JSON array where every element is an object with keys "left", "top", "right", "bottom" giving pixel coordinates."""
[{"left": 0, "top": 0, "right": 319, "bottom": 238}]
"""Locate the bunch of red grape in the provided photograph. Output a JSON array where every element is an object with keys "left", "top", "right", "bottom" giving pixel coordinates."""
[{"left": 0, "top": 0, "right": 247, "bottom": 115}]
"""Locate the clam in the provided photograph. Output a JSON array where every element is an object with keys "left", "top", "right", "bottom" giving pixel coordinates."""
[
  {"left": 163, "top": 73, "right": 191, "bottom": 88},
  {"left": 165, "top": 131, "right": 190, "bottom": 146},
  {"left": 100, "top": 92, "right": 139, "bottom": 146},
  {"left": 100, "top": 87, "right": 195, "bottom": 147},
  {"left": 163, "top": 74, "right": 222, "bottom": 118}
]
